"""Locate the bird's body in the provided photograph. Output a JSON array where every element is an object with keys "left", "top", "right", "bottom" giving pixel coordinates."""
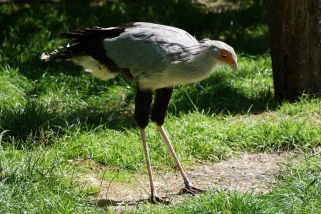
[
  {"left": 103, "top": 22, "right": 214, "bottom": 89},
  {"left": 42, "top": 22, "right": 236, "bottom": 90},
  {"left": 41, "top": 22, "right": 237, "bottom": 204}
]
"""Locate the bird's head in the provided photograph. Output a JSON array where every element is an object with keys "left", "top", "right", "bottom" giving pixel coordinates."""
[{"left": 203, "top": 40, "right": 238, "bottom": 71}]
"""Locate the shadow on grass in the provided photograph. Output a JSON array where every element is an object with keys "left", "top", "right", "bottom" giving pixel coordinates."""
[
  {"left": 95, "top": 198, "right": 149, "bottom": 208},
  {"left": 0, "top": 71, "right": 277, "bottom": 147},
  {"left": 170, "top": 72, "right": 276, "bottom": 115},
  {"left": 0, "top": 99, "right": 135, "bottom": 148},
  {"left": 23, "top": 57, "right": 84, "bottom": 80}
]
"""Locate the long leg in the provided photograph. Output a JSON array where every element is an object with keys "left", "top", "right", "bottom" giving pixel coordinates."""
[
  {"left": 139, "top": 128, "right": 155, "bottom": 198},
  {"left": 134, "top": 86, "right": 169, "bottom": 204},
  {"left": 157, "top": 126, "right": 204, "bottom": 194},
  {"left": 151, "top": 88, "right": 189, "bottom": 182},
  {"left": 157, "top": 125, "right": 190, "bottom": 185},
  {"left": 151, "top": 88, "right": 204, "bottom": 194}
]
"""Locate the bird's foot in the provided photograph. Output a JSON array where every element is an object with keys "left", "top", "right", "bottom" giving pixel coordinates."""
[
  {"left": 149, "top": 195, "right": 171, "bottom": 205},
  {"left": 179, "top": 185, "right": 206, "bottom": 195}
]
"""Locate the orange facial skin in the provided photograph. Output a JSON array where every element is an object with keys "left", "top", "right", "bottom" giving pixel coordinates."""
[{"left": 218, "top": 49, "right": 238, "bottom": 71}]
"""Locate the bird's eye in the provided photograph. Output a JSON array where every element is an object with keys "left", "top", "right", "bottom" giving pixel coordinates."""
[{"left": 221, "top": 54, "right": 228, "bottom": 58}]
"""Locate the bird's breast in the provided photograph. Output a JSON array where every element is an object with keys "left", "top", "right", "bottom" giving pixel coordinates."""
[{"left": 136, "top": 61, "right": 217, "bottom": 90}]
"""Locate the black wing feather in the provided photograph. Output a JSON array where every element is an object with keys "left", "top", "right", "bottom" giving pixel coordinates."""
[{"left": 42, "top": 23, "right": 135, "bottom": 67}]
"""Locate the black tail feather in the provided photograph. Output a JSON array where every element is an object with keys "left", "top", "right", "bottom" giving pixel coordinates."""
[
  {"left": 42, "top": 26, "right": 128, "bottom": 62},
  {"left": 41, "top": 23, "right": 134, "bottom": 72},
  {"left": 40, "top": 42, "right": 84, "bottom": 62}
]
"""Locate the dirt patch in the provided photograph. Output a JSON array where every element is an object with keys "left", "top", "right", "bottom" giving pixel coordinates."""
[{"left": 72, "top": 152, "right": 292, "bottom": 207}]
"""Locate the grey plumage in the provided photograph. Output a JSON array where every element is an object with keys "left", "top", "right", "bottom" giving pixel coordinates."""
[
  {"left": 42, "top": 22, "right": 237, "bottom": 90},
  {"left": 103, "top": 22, "right": 236, "bottom": 89}
]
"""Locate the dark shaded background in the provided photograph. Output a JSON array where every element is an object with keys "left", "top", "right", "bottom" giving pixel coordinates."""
[{"left": 1, "top": 0, "right": 268, "bottom": 66}]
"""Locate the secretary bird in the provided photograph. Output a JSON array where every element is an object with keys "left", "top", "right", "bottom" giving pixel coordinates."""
[{"left": 41, "top": 22, "right": 237, "bottom": 204}]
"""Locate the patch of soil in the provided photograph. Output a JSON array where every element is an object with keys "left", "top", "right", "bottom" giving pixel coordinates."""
[{"left": 73, "top": 152, "right": 292, "bottom": 207}]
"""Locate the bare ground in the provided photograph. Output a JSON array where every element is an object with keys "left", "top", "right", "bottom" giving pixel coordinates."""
[{"left": 71, "top": 152, "right": 292, "bottom": 208}]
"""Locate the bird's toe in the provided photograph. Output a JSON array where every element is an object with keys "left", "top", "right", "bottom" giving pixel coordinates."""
[
  {"left": 149, "top": 196, "right": 171, "bottom": 205},
  {"left": 179, "top": 186, "right": 206, "bottom": 195}
]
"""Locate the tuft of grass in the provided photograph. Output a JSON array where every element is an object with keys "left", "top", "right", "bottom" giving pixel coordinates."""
[
  {"left": 0, "top": 148, "right": 103, "bottom": 213},
  {"left": 259, "top": 154, "right": 321, "bottom": 213},
  {"left": 134, "top": 190, "right": 260, "bottom": 214},
  {"left": 0, "top": 66, "right": 30, "bottom": 109}
]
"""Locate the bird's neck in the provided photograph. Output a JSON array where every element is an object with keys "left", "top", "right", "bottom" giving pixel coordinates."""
[
  {"left": 170, "top": 54, "right": 218, "bottom": 85},
  {"left": 188, "top": 52, "right": 218, "bottom": 74}
]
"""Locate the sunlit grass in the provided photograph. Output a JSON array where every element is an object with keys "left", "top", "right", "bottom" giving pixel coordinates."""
[{"left": 0, "top": 148, "right": 103, "bottom": 213}]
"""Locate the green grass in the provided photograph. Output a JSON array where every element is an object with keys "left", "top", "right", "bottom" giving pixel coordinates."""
[
  {"left": 0, "top": 148, "right": 103, "bottom": 213},
  {"left": 1, "top": 1, "right": 321, "bottom": 213}
]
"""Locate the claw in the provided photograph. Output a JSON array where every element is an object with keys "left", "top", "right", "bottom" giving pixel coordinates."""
[
  {"left": 179, "top": 186, "right": 206, "bottom": 195},
  {"left": 149, "top": 196, "right": 171, "bottom": 205}
]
